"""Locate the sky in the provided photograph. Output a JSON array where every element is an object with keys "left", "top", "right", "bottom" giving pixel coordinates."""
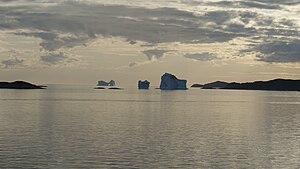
[{"left": 0, "top": 0, "right": 300, "bottom": 86}]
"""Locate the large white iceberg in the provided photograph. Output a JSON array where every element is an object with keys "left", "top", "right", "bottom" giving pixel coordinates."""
[
  {"left": 97, "top": 80, "right": 116, "bottom": 86},
  {"left": 159, "top": 73, "right": 187, "bottom": 90},
  {"left": 138, "top": 80, "right": 150, "bottom": 89}
]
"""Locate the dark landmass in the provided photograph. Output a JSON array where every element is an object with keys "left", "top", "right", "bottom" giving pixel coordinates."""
[
  {"left": 94, "top": 87, "right": 106, "bottom": 89},
  {"left": 202, "top": 81, "right": 228, "bottom": 89},
  {"left": 108, "top": 87, "right": 123, "bottom": 90},
  {"left": 0, "top": 81, "right": 46, "bottom": 89},
  {"left": 94, "top": 86, "right": 123, "bottom": 90},
  {"left": 39, "top": 85, "right": 48, "bottom": 88},
  {"left": 223, "top": 79, "right": 300, "bottom": 91},
  {"left": 193, "top": 79, "right": 300, "bottom": 91},
  {"left": 191, "top": 84, "right": 203, "bottom": 88}
]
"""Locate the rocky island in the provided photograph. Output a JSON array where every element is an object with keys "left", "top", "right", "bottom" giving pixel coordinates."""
[
  {"left": 108, "top": 87, "right": 123, "bottom": 90},
  {"left": 192, "top": 79, "right": 300, "bottom": 91},
  {"left": 223, "top": 79, "right": 300, "bottom": 91},
  {"left": 0, "top": 81, "right": 46, "bottom": 89},
  {"left": 192, "top": 81, "right": 228, "bottom": 89},
  {"left": 190, "top": 84, "right": 203, "bottom": 88}
]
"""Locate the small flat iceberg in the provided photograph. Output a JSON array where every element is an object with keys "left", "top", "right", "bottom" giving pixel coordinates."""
[
  {"left": 97, "top": 80, "right": 116, "bottom": 86},
  {"left": 138, "top": 80, "right": 150, "bottom": 89}
]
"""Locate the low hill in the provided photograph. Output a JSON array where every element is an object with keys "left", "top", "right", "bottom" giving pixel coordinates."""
[
  {"left": 223, "top": 79, "right": 300, "bottom": 91},
  {"left": 0, "top": 81, "right": 46, "bottom": 89},
  {"left": 202, "top": 81, "right": 228, "bottom": 89},
  {"left": 191, "top": 84, "right": 203, "bottom": 88}
]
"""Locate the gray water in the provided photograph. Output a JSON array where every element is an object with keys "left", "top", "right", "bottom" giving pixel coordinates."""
[{"left": 0, "top": 85, "right": 299, "bottom": 169}]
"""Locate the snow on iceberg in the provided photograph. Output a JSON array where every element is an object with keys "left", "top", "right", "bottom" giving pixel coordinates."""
[
  {"left": 97, "top": 80, "right": 116, "bottom": 86},
  {"left": 159, "top": 73, "right": 187, "bottom": 90}
]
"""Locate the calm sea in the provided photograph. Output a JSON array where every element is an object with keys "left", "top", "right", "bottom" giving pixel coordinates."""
[{"left": 0, "top": 84, "right": 299, "bottom": 168}]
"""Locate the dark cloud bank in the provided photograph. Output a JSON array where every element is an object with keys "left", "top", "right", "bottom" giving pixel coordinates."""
[
  {"left": 255, "top": 40, "right": 300, "bottom": 63},
  {"left": 1, "top": 57, "right": 24, "bottom": 68},
  {"left": 184, "top": 52, "right": 219, "bottom": 61},
  {"left": 0, "top": 0, "right": 300, "bottom": 65}
]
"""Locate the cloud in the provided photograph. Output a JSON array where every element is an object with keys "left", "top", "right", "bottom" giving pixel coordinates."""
[
  {"left": 1, "top": 2, "right": 298, "bottom": 46},
  {"left": 39, "top": 51, "right": 81, "bottom": 67},
  {"left": 254, "top": 40, "right": 300, "bottom": 63},
  {"left": 185, "top": 0, "right": 300, "bottom": 7},
  {"left": 127, "top": 60, "right": 158, "bottom": 68},
  {"left": 14, "top": 31, "right": 57, "bottom": 41},
  {"left": 1, "top": 57, "right": 24, "bottom": 68},
  {"left": 128, "top": 61, "right": 138, "bottom": 67},
  {"left": 128, "top": 49, "right": 171, "bottom": 67},
  {"left": 128, "top": 40, "right": 137, "bottom": 45},
  {"left": 0, "top": 0, "right": 18, "bottom": 2},
  {"left": 0, "top": 2, "right": 275, "bottom": 50},
  {"left": 142, "top": 49, "right": 171, "bottom": 60},
  {"left": 184, "top": 52, "right": 219, "bottom": 61},
  {"left": 0, "top": 0, "right": 300, "bottom": 65},
  {"left": 40, "top": 52, "right": 67, "bottom": 64},
  {"left": 207, "top": 1, "right": 281, "bottom": 9},
  {"left": 13, "top": 31, "right": 91, "bottom": 52},
  {"left": 252, "top": 0, "right": 300, "bottom": 5}
]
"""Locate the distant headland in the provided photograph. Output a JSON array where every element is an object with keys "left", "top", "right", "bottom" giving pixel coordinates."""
[
  {"left": 0, "top": 81, "right": 46, "bottom": 89},
  {"left": 191, "top": 79, "right": 300, "bottom": 91}
]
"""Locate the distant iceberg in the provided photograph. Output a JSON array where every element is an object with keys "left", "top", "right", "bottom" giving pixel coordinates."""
[
  {"left": 97, "top": 80, "right": 116, "bottom": 86},
  {"left": 138, "top": 80, "right": 150, "bottom": 89},
  {"left": 159, "top": 73, "right": 187, "bottom": 90}
]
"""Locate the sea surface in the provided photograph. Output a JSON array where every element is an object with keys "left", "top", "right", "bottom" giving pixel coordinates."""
[{"left": 0, "top": 85, "right": 299, "bottom": 169}]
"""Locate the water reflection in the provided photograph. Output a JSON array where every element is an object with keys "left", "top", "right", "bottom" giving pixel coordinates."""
[{"left": 0, "top": 86, "right": 299, "bottom": 168}]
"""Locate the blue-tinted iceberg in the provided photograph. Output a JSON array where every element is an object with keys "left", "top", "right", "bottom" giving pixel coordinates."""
[
  {"left": 138, "top": 80, "right": 150, "bottom": 89},
  {"left": 97, "top": 80, "right": 116, "bottom": 86},
  {"left": 159, "top": 73, "right": 187, "bottom": 90}
]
